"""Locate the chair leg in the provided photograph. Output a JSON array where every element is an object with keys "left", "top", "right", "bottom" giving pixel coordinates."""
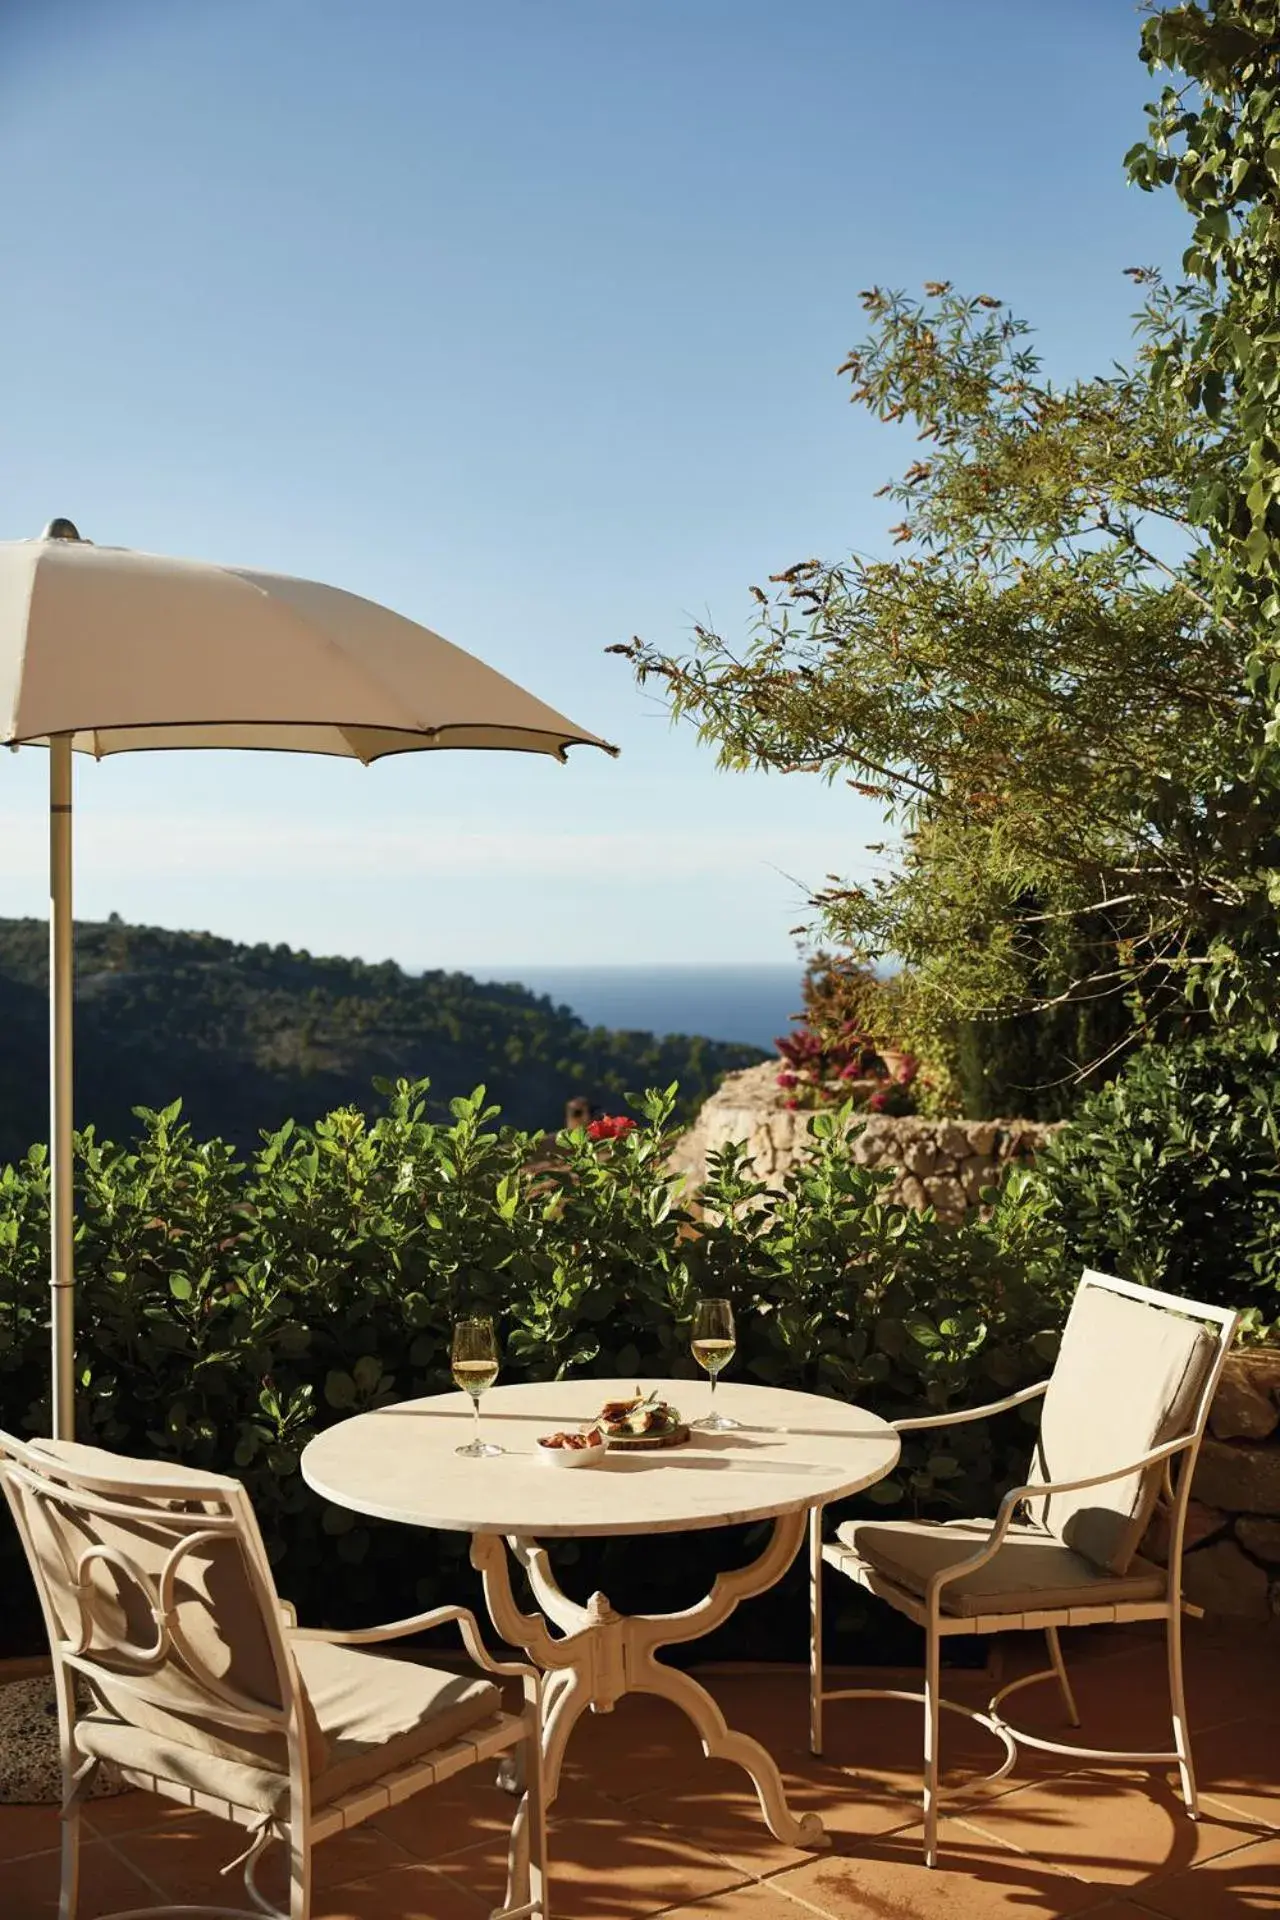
[
  {"left": 1167, "top": 1607, "right": 1198, "bottom": 1818},
  {"left": 1045, "top": 1626, "right": 1080, "bottom": 1727},
  {"left": 288, "top": 1829, "right": 311, "bottom": 1920},
  {"left": 922, "top": 1616, "right": 941, "bottom": 1869},
  {"left": 58, "top": 1797, "right": 81, "bottom": 1920},
  {"left": 808, "top": 1506, "right": 824, "bottom": 1756}
]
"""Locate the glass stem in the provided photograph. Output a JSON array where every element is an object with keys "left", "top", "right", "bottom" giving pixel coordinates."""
[
  {"left": 710, "top": 1372, "right": 717, "bottom": 1420},
  {"left": 473, "top": 1395, "right": 482, "bottom": 1447}
]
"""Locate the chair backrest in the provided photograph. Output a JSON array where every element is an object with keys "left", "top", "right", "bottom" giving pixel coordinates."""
[
  {"left": 1027, "top": 1270, "right": 1238, "bottom": 1575},
  {"left": 0, "top": 1433, "right": 325, "bottom": 1792}
]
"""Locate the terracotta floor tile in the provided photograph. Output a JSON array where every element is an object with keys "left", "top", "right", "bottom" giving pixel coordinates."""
[
  {"left": 370, "top": 1772, "right": 532, "bottom": 1861},
  {"left": 1129, "top": 1833, "right": 1280, "bottom": 1918},
  {"left": 0, "top": 1800, "right": 61, "bottom": 1861},
  {"left": 562, "top": 1692, "right": 710, "bottom": 1801},
  {"left": 83, "top": 1788, "right": 185, "bottom": 1838},
  {"left": 624, "top": 1763, "right": 824, "bottom": 1879},
  {"left": 1072, "top": 1908, "right": 1179, "bottom": 1920},
  {"left": 659, "top": 1881, "right": 848, "bottom": 1919},
  {"left": 960, "top": 1768, "right": 1259, "bottom": 1889},
  {"left": 3, "top": 1835, "right": 160, "bottom": 1918},
  {"left": 812, "top": 1688, "right": 1008, "bottom": 1786},
  {"left": 1051, "top": 1624, "right": 1165, "bottom": 1667},
  {"left": 312, "top": 1820, "right": 421, "bottom": 1889},
  {"left": 772, "top": 1821, "right": 1105, "bottom": 1919},
  {"left": 107, "top": 1809, "right": 256, "bottom": 1904},
  {"left": 718, "top": 1663, "right": 994, "bottom": 1759},
  {"left": 110, "top": 1806, "right": 419, "bottom": 1907},
  {"left": 1048, "top": 1625, "right": 1280, "bottom": 1733},
  {"left": 932, "top": 1647, "right": 1280, "bottom": 1822},
  {"left": 1, "top": 1640, "right": 1274, "bottom": 1914},
  {"left": 1188, "top": 1717, "right": 1280, "bottom": 1833},
  {"left": 432, "top": 1789, "right": 750, "bottom": 1920},
  {"left": 589, "top": 1690, "right": 944, "bottom": 1876},
  {"left": 310, "top": 1858, "right": 490, "bottom": 1919}
]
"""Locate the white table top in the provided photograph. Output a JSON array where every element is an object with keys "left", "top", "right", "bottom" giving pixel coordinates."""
[{"left": 300, "top": 1377, "right": 900, "bottom": 1538}]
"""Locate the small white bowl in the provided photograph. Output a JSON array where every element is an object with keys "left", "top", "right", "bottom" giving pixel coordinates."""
[{"left": 536, "top": 1431, "right": 609, "bottom": 1468}]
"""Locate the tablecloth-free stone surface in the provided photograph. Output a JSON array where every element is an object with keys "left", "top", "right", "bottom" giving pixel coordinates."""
[{"left": 302, "top": 1378, "right": 900, "bottom": 1537}]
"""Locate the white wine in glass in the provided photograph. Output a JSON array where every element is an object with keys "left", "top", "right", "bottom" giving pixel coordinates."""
[
  {"left": 691, "top": 1298, "right": 738, "bottom": 1431},
  {"left": 452, "top": 1317, "right": 502, "bottom": 1457}
]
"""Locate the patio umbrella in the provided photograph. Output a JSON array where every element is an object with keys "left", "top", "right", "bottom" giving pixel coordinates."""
[{"left": 0, "top": 518, "right": 616, "bottom": 1439}]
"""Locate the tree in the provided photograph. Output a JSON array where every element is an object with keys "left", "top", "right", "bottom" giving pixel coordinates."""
[
  {"left": 1124, "top": 5, "right": 1280, "bottom": 1024},
  {"left": 1128, "top": 2, "right": 1280, "bottom": 624},
  {"left": 615, "top": 277, "right": 1279, "bottom": 1094}
]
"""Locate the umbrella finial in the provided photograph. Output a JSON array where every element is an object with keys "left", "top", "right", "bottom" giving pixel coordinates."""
[{"left": 42, "top": 518, "right": 82, "bottom": 542}]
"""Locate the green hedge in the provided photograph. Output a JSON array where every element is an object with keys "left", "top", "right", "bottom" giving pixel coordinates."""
[
  {"left": 0, "top": 1082, "right": 1071, "bottom": 1661},
  {"left": 1004, "top": 1032, "right": 1280, "bottom": 1339}
]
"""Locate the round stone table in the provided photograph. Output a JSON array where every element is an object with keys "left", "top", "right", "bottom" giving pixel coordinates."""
[{"left": 302, "top": 1378, "right": 899, "bottom": 1850}]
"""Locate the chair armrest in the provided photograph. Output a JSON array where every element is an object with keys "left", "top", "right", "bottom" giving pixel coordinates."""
[
  {"left": 924, "top": 1432, "right": 1197, "bottom": 1603},
  {"left": 996, "top": 1431, "right": 1197, "bottom": 1513},
  {"left": 892, "top": 1379, "right": 1049, "bottom": 1433},
  {"left": 291, "top": 1604, "right": 540, "bottom": 1682}
]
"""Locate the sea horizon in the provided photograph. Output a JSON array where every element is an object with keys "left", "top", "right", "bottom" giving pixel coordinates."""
[{"left": 461, "top": 962, "right": 804, "bottom": 1052}]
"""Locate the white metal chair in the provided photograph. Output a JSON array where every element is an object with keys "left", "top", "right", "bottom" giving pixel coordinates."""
[
  {"left": 0, "top": 1432, "right": 548, "bottom": 1920},
  {"left": 808, "top": 1270, "right": 1239, "bottom": 1867}
]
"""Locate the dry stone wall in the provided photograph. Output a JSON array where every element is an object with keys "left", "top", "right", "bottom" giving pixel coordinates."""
[
  {"left": 670, "top": 1061, "right": 1057, "bottom": 1220},
  {"left": 1168, "top": 1350, "right": 1280, "bottom": 1619}
]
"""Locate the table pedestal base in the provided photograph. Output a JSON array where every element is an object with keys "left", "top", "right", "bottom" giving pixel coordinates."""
[{"left": 471, "top": 1509, "right": 826, "bottom": 1851}]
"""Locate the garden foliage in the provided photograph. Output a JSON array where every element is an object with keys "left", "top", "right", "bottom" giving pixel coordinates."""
[
  {"left": 1005, "top": 1030, "right": 1280, "bottom": 1337},
  {"left": 0, "top": 1081, "right": 1068, "bottom": 1650}
]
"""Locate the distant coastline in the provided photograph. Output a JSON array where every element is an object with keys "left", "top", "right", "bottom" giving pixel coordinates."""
[{"left": 465, "top": 964, "right": 802, "bottom": 1053}]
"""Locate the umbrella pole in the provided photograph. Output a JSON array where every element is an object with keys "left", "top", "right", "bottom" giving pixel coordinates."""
[{"left": 49, "top": 733, "right": 75, "bottom": 1440}]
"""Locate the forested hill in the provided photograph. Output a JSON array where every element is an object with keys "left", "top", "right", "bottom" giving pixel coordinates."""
[{"left": 0, "top": 917, "right": 766, "bottom": 1164}]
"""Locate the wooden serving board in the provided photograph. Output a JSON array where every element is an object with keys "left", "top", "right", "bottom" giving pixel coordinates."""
[{"left": 602, "top": 1422, "right": 691, "bottom": 1451}]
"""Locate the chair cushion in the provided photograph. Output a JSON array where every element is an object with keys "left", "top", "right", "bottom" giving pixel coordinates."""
[
  {"left": 1027, "top": 1278, "right": 1215, "bottom": 1576},
  {"left": 833, "top": 1517, "right": 1167, "bottom": 1619},
  {"left": 76, "top": 1643, "right": 502, "bottom": 1814},
  {"left": 301, "top": 1641, "right": 502, "bottom": 1807},
  {"left": 21, "top": 1437, "right": 328, "bottom": 1778}
]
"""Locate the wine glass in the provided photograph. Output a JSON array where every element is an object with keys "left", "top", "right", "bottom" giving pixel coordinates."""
[
  {"left": 452, "top": 1317, "right": 502, "bottom": 1457},
  {"left": 691, "top": 1297, "right": 738, "bottom": 1431}
]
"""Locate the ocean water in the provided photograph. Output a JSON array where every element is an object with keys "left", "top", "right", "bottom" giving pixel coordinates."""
[{"left": 471, "top": 964, "right": 803, "bottom": 1051}]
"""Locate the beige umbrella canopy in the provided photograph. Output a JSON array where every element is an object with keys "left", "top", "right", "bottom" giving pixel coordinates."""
[{"left": 0, "top": 519, "right": 616, "bottom": 1438}]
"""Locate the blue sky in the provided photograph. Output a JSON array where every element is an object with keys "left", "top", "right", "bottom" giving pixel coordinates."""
[{"left": 0, "top": 0, "right": 1189, "bottom": 969}]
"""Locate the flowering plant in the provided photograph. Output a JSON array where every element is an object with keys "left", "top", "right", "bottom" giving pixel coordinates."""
[
  {"left": 775, "top": 1019, "right": 917, "bottom": 1113},
  {"left": 773, "top": 955, "right": 923, "bottom": 1112},
  {"left": 586, "top": 1114, "right": 639, "bottom": 1142}
]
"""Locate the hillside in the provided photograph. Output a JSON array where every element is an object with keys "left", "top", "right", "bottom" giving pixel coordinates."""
[{"left": 0, "top": 917, "right": 766, "bottom": 1163}]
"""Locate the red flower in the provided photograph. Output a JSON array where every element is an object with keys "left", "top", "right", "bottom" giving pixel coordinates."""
[
  {"left": 586, "top": 1114, "right": 638, "bottom": 1142},
  {"left": 867, "top": 1090, "right": 889, "bottom": 1112},
  {"left": 776, "top": 1071, "right": 798, "bottom": 1089}
]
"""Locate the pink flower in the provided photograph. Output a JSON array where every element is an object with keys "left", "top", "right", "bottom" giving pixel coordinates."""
[{"left": 776, "top": 1071, "right": 798, "bottom": 1089}]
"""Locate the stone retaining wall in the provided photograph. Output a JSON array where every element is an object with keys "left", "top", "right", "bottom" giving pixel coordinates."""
[
  {"left": 670, "top": 1061, "right": 1057, "bottom": 1220},
  {"left": 1169, "top": 1350, "right": 1280, "bottom": 1619}
]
